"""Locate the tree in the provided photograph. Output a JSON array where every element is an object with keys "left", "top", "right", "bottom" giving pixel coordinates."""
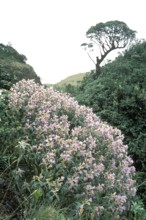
[{"left": 81, "top": 20, "right": 136, "bottom": 78}]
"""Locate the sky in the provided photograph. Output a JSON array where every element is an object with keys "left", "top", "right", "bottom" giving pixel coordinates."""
[{"left": 0, "top": 0, "right": 146, "bottom": 84}]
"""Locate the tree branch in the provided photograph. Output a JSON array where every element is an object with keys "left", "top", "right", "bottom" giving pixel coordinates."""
[{"left": 85, "top": 50, "right": 96, "bottom": 65}]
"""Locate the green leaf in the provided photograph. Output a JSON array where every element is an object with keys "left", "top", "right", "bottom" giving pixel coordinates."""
[{"left": 32, "top": 188, "right": 43, "bottom": 201}]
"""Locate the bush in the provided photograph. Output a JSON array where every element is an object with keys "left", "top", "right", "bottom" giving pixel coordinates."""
[{"left": 7, "top": 79, "right": 136, "bottom": 219}]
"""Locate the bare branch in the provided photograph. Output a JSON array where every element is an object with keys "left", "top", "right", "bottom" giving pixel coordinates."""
[{"left": 86, "top": 50, "right": 96, "bottom": 65}]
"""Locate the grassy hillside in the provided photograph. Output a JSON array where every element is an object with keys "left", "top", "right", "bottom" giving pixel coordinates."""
[{"left": 55, "top": 72, "right": 87, "bottom": 87}]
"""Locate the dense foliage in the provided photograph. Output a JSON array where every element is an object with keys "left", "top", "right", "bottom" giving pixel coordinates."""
[
  {"left": 70, "top": 40, "right": 146, "bottom": 205},
  {"left": 0, "top": 43, "right": 41, "bottom": 90},
  {"left": 0, "top": 80, "right": 136, "bottom": 219},
  {"left": 0, "top": 89, "right": 21, "bottom": 218}
]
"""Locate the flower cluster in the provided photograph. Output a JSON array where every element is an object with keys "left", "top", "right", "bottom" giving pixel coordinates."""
[{"left": 9, "top": 79, "right": 136, "bottom": 219}]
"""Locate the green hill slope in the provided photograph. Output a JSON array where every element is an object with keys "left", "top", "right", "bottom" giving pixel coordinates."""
[
  {"left": 55, "top": 72, "right": 87, "bottom": 87},
  {"left": 0, "top": 43, "right": 41, "bottom": 89}
]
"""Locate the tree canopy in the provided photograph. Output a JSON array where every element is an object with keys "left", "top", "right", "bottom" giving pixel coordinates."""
[{"left": 81, "top": 20, "right": 136, "bottom": 77}]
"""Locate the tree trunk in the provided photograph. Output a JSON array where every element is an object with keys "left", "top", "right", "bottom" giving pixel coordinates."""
[{"left": 95, "top": 57, "right": 101, "bottom": 78}]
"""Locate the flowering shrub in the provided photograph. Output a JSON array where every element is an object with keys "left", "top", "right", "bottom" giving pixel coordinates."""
[{"left": 8, "top": 79, "right": 136, "bottom": 219}]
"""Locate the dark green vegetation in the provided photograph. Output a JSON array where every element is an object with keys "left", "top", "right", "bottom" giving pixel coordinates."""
[
  {"left": 64, "top": 40, "right": 146, "bottom": 208},
  {"left": 0, "top": 43, "right": 41, "bottom": 90}
]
